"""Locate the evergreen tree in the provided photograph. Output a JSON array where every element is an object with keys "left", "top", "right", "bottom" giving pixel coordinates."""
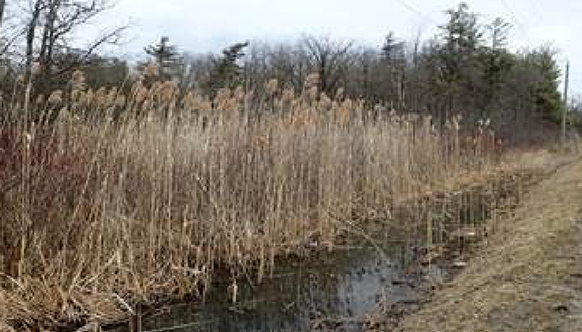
[
  {"left": 528, "top": 47, "right": 563, "bottom": 120},
  {"left": 380, "top": 32, "right": 406, "bottom": 106},
  {"left": 437, "top": 2, "right": 485, "bottom": 118},
  {"left": 205, "top": 41, "right": 249, "bottom": 96},
  {"left": 487, "top": 17, "right": 512, "bottom": 51},
  {"left": 479, "top": 17, "right": 515, "bottom": 118},
  {"left": 144, "top": 36, "right": 180, "bottom": 80},
  {"left": 381, "top": 32, "right": 405, "bottom": 64},
  {"left": 440, "top": 3, "right": 482, "bottom": 58}
]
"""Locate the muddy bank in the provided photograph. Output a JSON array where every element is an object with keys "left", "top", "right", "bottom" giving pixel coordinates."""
[{"left": 387, "top": 157, "right": 582, "bottom": 332}]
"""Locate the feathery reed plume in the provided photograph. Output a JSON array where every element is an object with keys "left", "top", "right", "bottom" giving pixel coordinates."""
[{"left": 0, "top": 72, "right": 538, "bottom": 332}]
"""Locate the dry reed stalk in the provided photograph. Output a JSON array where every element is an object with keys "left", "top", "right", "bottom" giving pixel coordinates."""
[{"left": 0, "top": 71, "right": 528, "bottom": 331}]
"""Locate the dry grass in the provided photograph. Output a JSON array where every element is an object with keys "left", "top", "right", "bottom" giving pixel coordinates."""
[
  {"left": 393, "top": 155, "right": 582, "bottom": 332},
  {"left": 0, "top": 70, "right": 514, "bottom": 330}
]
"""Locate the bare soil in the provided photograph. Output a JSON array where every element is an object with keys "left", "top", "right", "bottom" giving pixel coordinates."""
[{"left": 392, "top": 156, "right": 582, "bottom": 332}]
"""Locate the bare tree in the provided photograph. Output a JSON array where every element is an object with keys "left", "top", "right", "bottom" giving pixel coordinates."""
[
  {"left": 301, "top": 36, "right": 354, "bottom": 95},
  {"left": 0, "top": 0, "right": 6, "bottom": 32},
  {"left": 0, "top": 1, "right": 28, "bottom": 57},
  {"left": 180, "top": 52, "right": 215, "bottom": 90},
  {"left": 24, "top": 0, "right": 43, "bottom": 76},
  {"left": 20, "top": 0, "right": 126, "bottom": 89},
  {"left": 243, "top": 41, "right": 310, "bottom": 93}
]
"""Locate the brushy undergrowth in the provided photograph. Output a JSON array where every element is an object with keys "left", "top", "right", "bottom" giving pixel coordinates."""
[{"left": 0, "top": 69, "right": 504, "bottom": 330}]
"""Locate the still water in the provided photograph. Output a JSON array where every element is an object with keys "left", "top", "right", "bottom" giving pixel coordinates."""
[{"left": 131, "top": 232, "right": 447, "bottom": 332}]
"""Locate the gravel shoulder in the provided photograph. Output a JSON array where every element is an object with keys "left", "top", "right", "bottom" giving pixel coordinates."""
[{"left": 395, "top": 156, "right": 582, "bottom": 332}]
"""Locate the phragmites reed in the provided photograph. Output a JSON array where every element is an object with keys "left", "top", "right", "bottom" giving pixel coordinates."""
[
  {"left": 47, "top": 90, "right": 63, "bottom": 105},
  {"left": 71, "top": 69, "right": 87, "bottom": 91},
  {"left": 143, "top": 62, "right": 160, "bottom": 80},
  {"left": 265, "top": 79, "right": 279, "bottom": 96},
  {"left": 0, "top": 69, "right": 517, "bottom": 331}
]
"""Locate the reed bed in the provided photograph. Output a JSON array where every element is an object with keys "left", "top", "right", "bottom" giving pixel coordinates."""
[{"left": 0, "top": 70, "right": 503, "bottom": 330}]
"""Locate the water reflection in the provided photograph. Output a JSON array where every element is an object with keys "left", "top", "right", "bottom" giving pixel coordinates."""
[{"left": 135, "top": 235, "right": 446, "bottom": 332}]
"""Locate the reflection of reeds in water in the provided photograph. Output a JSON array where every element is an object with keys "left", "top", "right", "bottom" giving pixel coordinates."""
[
  {"left": 0, "top": 69, "right": 507, "bottom": 329},
  {"left": 415, "top": 168, "right": 538, "bottom": 267}
]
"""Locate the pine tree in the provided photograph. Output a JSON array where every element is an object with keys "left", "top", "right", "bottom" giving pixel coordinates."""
[
  {"left": 437, "top": 2, "right": 485, "bottom": 119},
  {"left": 205, "top": 41, "right": 249, "bottom": 96},
  {"left": 479, "top": 17, "right": 515, "bottom": 118},
  {"left": 381, "top": 32, "right": 405, "bottom": 64},
  {"left": 439, "top": 3, "right": 483, "bottom": 83},
  {"left": 529, "top": 47, "right": 563, "bottom": 120},
  {"left": 487, "top": 17, "right": 512, "bottom": 51},
  {"left": 144, "top": 36, "right": 180, "bottom": 80},
  {"left": 380, "top": 32, "right": 406, "bottom": 107}
]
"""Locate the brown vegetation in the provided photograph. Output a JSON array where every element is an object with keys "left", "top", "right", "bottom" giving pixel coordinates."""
[
  {"left": 0, "top": 69, "right": 511, "bottom": 330},
  {"left": 393, "top": 155, "right": 582, "bottom": 332},
  {"left": 0, "top": 2, "right": 576, "bottom": 331}
]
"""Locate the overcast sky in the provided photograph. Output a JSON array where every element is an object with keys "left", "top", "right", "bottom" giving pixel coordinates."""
[{"left": 92, "top": 0, "right": 581, "bottom": 96}]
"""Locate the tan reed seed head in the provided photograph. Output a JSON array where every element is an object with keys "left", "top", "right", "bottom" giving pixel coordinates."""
[
  {"left": 183, "top": 91, "right": 212, "bottom": 112},
  {"left": 281, "top": 87, "right": 295, "bottom": 104},
  {"left": 47, "top": 90, "right": 63, "bottom": 105},
  {"left": 135, "top": 85, "right": 149, "bottom": 106},
  {"left": 334, "top": 98, "right": 352, "bottom": 126},
  {"left": 115, "top": 94, "right": 126, "bottom": 108},
  {"left": 234, "top": 86, "right": 245, "bottom": 102},
  {"left": 71, "top": 70, "right": 87, "bottom": 92},
  {"left": 215, "top": 88, "right": 231, "bottom": 104},
  {"left": 73, "top": 91, "right": 88, "bottom": 109},
  {"left": 265, "top": 79, "right": 279, "bottom": 96},
  {"left": 106, "top": 87, "right": 118, "bottom": 108},
  {"left": 214, "top": 88, "right": 236, "bottom": 113},
  {"left": 142, "top": 62, "right": 160, "bottom": 80},
  {"left": 304, "top": 73, "right": 320, "bottom": 88},
  {"left": 70, "top": 70, "right": 88, "bottom": 111},
  {"left": 335, "top": 87, "right": 345, "bottom": 100},
  {"left": 182, "top": 91, "right": 196, "bottom": 110},
  {"left": 318, "top": 92, "right": 332, "bottom": 110},
  {"left": 158, "top": 81, "right": 178, "bottom": 105},
  {"left": 85, "top": 89, "right": 95, "bottom": 107},
  {"left": 308, "top": 86, "right": 318, "bottom": 100},
  {"left": 92, "top": 87, "right": 107, "bottom": 110}
]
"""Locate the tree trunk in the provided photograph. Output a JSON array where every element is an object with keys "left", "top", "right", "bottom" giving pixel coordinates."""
[
  {"left": 37, "top": 0, "right": 59, "bottom": 92},
  {"left": 0, "top": 0, "right": 6, "bottom": 34},
  {"left": 25, "top": 0, "right": 43, "bottom": 78}
]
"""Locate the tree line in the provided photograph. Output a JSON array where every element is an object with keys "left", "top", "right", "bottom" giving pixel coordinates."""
[{"left": 0, "top": 1, "right": 571, "bottom": 136}]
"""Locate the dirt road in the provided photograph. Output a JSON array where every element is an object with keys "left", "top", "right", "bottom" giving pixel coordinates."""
[{"left": 395, "top": 157, "right": 582, "bottom": 332}]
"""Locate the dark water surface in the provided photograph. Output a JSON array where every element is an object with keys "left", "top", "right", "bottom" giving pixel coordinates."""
[{"left": 130, "top": 228, "right": 448, "bottom": 332}]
